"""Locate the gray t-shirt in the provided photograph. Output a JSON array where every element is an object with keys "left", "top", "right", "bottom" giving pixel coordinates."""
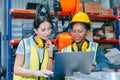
[{"left": 16, "top": 36, "right": 44, "bottom": 63}]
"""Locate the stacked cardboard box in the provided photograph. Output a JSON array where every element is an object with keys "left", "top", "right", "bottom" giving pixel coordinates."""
[
  {"left": 102, "top": 26, "right": 116, "bottom": 40},
  {"left": 84, "top": 2, "right": 101, "bottom": 14},
  {"left": 82, "top": 2, "right": 113, "bottom": 16},
  {"left": 102, "top": 9, "right": 113, "bottom": 16}
]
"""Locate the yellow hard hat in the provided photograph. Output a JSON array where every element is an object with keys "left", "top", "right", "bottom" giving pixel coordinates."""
[{"left": 70, "top": 12, "right": 91, "bottom": 24}]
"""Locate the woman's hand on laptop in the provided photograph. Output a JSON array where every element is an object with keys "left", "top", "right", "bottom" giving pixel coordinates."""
[{"left": 33, "top": 69, "right": 53, "bottom": 77}]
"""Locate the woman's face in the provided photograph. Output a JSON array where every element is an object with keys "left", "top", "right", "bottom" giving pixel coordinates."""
[
  {"left": 34, "top": 21, "right": 51, "bottom": 40},
  {"left": 71, "top": 23, "right": 87, "bottom": 43}
]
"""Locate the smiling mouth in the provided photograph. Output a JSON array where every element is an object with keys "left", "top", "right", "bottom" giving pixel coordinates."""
[{"left": 45, "top": 35, "right": 50, "bottom": 38}]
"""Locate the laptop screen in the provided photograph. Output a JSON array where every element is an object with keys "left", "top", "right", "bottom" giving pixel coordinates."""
[{"left": 53, "top": 51, "right": 94, "bottom": 77}]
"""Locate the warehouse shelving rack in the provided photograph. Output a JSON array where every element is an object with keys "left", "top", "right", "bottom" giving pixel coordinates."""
[
  {"left": 8, "top": 2, "right": 120, "bottom": 80},
  {"left": 113, "top": 6, "right": 120, "bottom": 50},
  {"left": 93, "top": 39, "right": 120, "bottom": 44},
  {"left": 10, "top": 9, "right": 120, "bottom": 46}
]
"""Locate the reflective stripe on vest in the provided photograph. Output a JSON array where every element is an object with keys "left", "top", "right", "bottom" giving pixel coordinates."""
[
  {"left": 91, "top": 42, "right": 98, "bottom": 65},
  {"left": 62, "top": 42, "right": 98, "bottom": 65},
  {"left": 24, "top": 38, "right": 30, "bottom": 69}
]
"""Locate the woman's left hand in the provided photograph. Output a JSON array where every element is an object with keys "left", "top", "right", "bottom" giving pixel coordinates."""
[{"left": 45, "top": 40, "right": 53, "bottom": 58}]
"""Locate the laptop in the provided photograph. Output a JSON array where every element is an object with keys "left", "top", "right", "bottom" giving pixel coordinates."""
[{"left": 53, "top": 51, "right": 94, "bottom": 77}]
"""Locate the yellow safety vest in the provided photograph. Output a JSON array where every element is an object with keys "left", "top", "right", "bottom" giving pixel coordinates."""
[
  {"left": 13, "top": 37, "right": 49, "bottom": 80},
  {"left": 62, "top": 41, "right": 98, "bottom": 65}
]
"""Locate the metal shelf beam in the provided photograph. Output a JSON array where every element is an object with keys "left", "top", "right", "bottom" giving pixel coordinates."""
[{"left": 8, "top": 0, "right": 12, "bottom": 80}]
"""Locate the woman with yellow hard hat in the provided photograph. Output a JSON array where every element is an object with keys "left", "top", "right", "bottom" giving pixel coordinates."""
[
  {"left": 13, "top": 15, "right": 53, "bottom": 80},
  {"left": 62, "top": 12, "right": 110, "bottom": 71}
]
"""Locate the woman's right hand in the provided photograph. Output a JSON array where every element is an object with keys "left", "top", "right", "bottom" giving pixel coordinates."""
[{"left": 33, "top": 70, "right": 53, "bottom": 77}]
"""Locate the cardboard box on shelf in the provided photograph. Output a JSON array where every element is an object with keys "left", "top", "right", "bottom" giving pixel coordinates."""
[
  {"left": 84, "top": 2, "right": 101, "bottom": 14},
  {"left": 102, "top": 8, "right": 113, "bottom": 16},
  {"left": 103, "top": 26, "right": 114, "bottom": 31},
  {"left": 105, "top": 31, "right": 116, "bottom": 40},
  {"left": 102, "top": 26, "right": 116, "bottom": 40}
]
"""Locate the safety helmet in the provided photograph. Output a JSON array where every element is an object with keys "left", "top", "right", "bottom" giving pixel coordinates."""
[{"left": 70, "top": 12, "right": 91, "bottom": 24}]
